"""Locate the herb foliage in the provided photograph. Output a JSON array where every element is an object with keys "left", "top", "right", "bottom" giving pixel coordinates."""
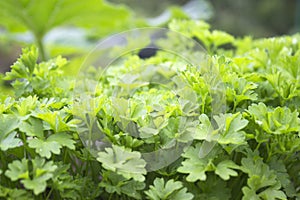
[{"left": 0, "top": 20, "right": 300, "bottom": 200}]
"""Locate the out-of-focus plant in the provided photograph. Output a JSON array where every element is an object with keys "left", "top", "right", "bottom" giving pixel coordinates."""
[{"left": 0, "top": 0, "right": 134, "bottom": 61}]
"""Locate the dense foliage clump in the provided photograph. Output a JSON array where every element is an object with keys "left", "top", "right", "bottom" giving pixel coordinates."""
[{"left": 0, "top": 20, "right": 300, "bottom": 200}]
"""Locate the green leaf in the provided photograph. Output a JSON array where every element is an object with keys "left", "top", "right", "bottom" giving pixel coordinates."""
[
  {"left": 4, "top": 159, "right": 29, "bottom": 181},
  {"left": 265, "top": 71, "right": 299, "bottom": 101},
  {"left": 214, "top": 113, "right": 248, "bottom": 145},
  {"left": 0, "top": 97, "right": 14, "bottom": 114},
  {"left": 5, "top": 157, "right": 57, "bottom": 195},
  {"left": 47, "top": 133, "right": 75, "bottom": 150},
  {"left": 22, "top": 159, "right": 57, "bottom": 195},
  {"left": 0, "top": 0, "right": 132, "bottom": 37},
  {"left": 169, "top": 19, "right": 210, "bottom": 38},
  {"left": 186, "top": 175, "right": 231, "bottom": 200},
  {"left": 162, "top": 116, "right": 199, "bottom": 142},
  {"left": 172, "top": 20, "right": 235, "bottom": 52},
  {"left": 144, "top": 178, "right": 193, "bottom": 200},
  {"left": 0, "top": 115, "right": 21, "bottom": 151},
  {"left": 178, "top": 142, "right": 240, "bottom": 182},
  {"left": 139, "top": 127, "right": 160, "bottom": 138},
  {"left": 100, "top": 170, "right": 145, "bottom": 199},
  {"left": 247, "top": 103, "right": 300, "bottom": 135},
  {"left": 177, "top": 143, "right": 220, "bottom": 182},
  {"left": 0, "top": 114, "right": 19, "bottom": 136},
  {"left": 50, "top": 163, "right": 82, "bottom": 199},
  {"left": 13, "top": 96, "right": 38, "bottom": 117},
  {"left": 28, "top": 133, "right": 75, "bottom": 158},
  {"left": 215, "top": 160, "right": 240, "bottom": 180},
  {"left": 225, "top": 75, "right": 258, "bottom": 108},
  {"left": 19, "top": 117, "right": 44, "bottom": 138},
  {"left": 193, "top": 113, "right": 248, "bottom": 145},
  {"left": 28, "top": 139, "right": 60, "bottom": 159},
  {"left": 241, "top": 150, "right": 286, "bottom": 200},
  {"left": 5, "top": 47, "right": 38, "bottom": 80},
  {"left": 97, "top": 144, "right": 146, "bottom": 182},
  {"left": 242, "top": 184, "right": 287, "bottom": 200},
  {"left": 0, "top": 131, "right": 21, "bottom": 151},
  {"left": 210, "top": 30, "right": 235, "bottom": 47},
  {"left": 4, "top": 46, "right": 69, "bottom": 98},
  {"left": 35, "top": 111, "right": 70, "bottom": 132},
  {"left": 192, "top": 114, "right": 218, "bottom": 141},
  {"left": 0, "top": 185, "right": 34, "bottom": 200},
  {"left": 269, "top": 157, "right": 297, "bottom": 198}
]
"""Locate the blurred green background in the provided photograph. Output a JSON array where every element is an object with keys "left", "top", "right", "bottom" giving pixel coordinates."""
[
  {"left": 0, "top": 0, "right": 299, "bottom": 74},
  {"left": 109, "top": 0, "right": 299, "bottom": 37}
]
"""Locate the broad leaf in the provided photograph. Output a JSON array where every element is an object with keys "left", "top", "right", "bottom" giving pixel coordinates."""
[
  {"left": 215, "top": 160, "right": 240, "bottom": 180},
  {"left": 99, "top": 170, "right": 145, "bottom": 199},
  {"left": 19, "top": 117, "right": 44, "bottom": 138},
  {"left": 0, "top": 0, "right": 132, "bottom": 37},
  {"left": 247, "top": 103, "right": 300, "bottom": 135},
  {"left": 144, "top": 178, "right": 193, "bottom": 200},
  {"left": 5, "top": 157, "right": 57, "bottom": 195},
  {"left": 0, "top": 115, "right": 21, "bottom": 151},
  {"left": 97, "top": 144, "right": 146, "bottom": 182},
  {"left": 214, "top": 113, "right": 248, "bottom": 145},
  {"left": 241, "top": 150, "right": 286, "bottom": 200},
  {"left": 28, "top": 133, "right": 75, "bottom": 158},
  {"left": 177, "top": 143, "right": 220, "bottom": 182}
]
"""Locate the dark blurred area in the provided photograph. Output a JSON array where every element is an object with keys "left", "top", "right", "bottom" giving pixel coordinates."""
[
  {"left": 209, "top": 0, "right": 298, "bottom": 37},
  {"left": 0, "top": 42, "right": 21, "bottom": 74},
  {"left": 109, "top": 0, "right": 299, "bottom": 37}
]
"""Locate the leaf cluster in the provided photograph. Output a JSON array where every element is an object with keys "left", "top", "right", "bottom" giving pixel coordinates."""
[{"left": 1, "top": 20, "right": 300, "bottom": 199}]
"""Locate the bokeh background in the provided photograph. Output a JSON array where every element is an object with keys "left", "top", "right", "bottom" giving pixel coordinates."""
[
  {"left": 0, "top": 0, "right": 299, "bottom": 74},
  {"left": 109, "top": 0, "right": 299, "bottom": 36}
]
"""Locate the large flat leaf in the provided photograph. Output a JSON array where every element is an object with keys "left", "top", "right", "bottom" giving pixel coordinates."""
[
  {"left": 144, "top": 178, "right": 193, "bottom": 200},
  {"left": 0, "top": 0, "right": 133, "bottom": 37},
  {"left": 28, "top": 133, "right": 75, "bottom": 158},
  {"left": 5, "top": 157, "right": 57, "bottom": 195},
  {"left": 97, "top": 144, "right": 146, "bottom": 182}
]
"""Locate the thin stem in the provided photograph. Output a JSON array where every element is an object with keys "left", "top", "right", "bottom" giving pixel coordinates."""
[
  {"left": 0, "top": 151, "right": 9, "bottom": 186},
  {"left": 266, "top": 142, "right": 272, "bottom": 162},
  {"left": 231, "top": 174, "right": 247, "bottom": 200},
  {"left": 108, "top": 193, "right": 114, "bottom": 200},
  {"left": 255, "top": 142, "right": 261, "bottom": 151},
  {"left": 63, "top": 148, "right": 68, "bottom": 164},
  {"left": 45, "top": 188, "right": 54, "bottom": 200},
  {"left": 233, "top": 101, "right": 238, "bottom": 113},
  {"left": 35, "top": 35, "right": 47, "bottom": 61},
  {"left": 84, "top": 120, "right": 94, "bottom": 177}
]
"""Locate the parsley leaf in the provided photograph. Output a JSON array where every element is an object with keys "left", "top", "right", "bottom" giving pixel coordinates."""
[
  {"left": 144, "top": 178, "right": 193, "bottom": 200},
  {"left": 5, "top": 157, "right": 57, "bottom": 195},
  {"left": 97, "top": 144, "right": 146, "bottom": 182}
]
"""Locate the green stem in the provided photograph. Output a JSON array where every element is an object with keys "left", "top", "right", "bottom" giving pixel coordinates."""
[
  {"left": 0, "top": 151, "right": 6, "bottom": 170},
  {"left": 45, "top": 187, "right": 54, "bottom": 200},
  {"left": 84, "top": 119, "right": 94, "bottom": 177},
  {"left": 63, "top": 148, "right": 68, "bottom": 164},
  {"left": 108, "top": 193, "right": 114, "bottom": 200},
  {"left": 232, "top": 174, "right": 247, "bottom": 200},
  {"left": 0, "top": 151, "right": 8, "bottom": 186},
  {"left": 232, "top": 151, "right": 240, "bottom": 163},
  {"left": 35, "top": 35, "right": 47, "bottom": 61},
  {"left": 233, "top": 101, "right": 238, "bottom": 113},
  {"left": 255, "top": 142, "right": 261, "bottom": 151},
  {"left": 266, "top": 142, "right": 273, "bottom": 162}
]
